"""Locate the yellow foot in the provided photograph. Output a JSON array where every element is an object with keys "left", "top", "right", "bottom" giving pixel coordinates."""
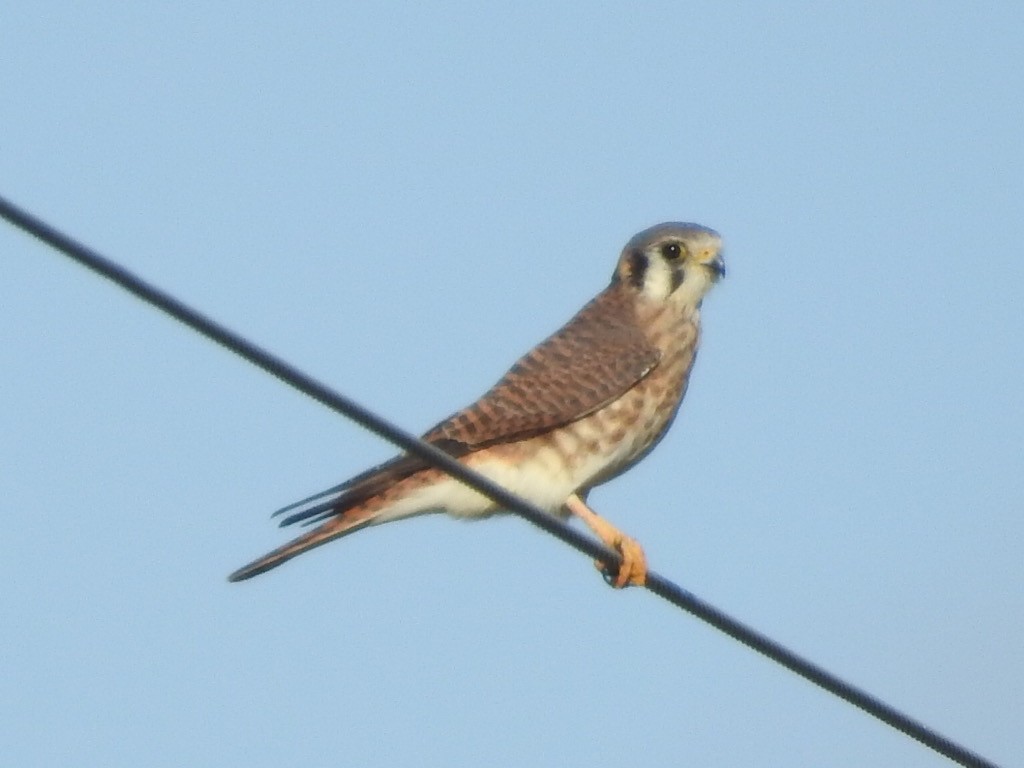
[
  {"left": 594, "top": 532, "right": 647, "bottom": 588},
  {"left": 565, "top": 493, "right": 648, "bottom": 589}
]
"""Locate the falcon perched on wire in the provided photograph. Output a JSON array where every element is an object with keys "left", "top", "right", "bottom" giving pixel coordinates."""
[{"left": 230, "top": 222, "right": 725, "bottom": 587}]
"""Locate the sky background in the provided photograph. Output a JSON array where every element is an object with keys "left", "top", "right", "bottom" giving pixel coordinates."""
[{"left": 2, "top": 3, "right": 1021, "bottom": 767}]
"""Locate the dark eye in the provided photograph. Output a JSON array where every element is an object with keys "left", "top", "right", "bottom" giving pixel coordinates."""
[{"left": 661, "top": 243, "right": 682, "bottom": 260}]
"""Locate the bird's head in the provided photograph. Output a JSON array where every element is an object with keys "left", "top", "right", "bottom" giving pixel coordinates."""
[{"left": 613, "top": 222, "right": 725, "bottom": 306}]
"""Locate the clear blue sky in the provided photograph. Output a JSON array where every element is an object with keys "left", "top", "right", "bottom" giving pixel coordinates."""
[{"left": 2, "top": 4, "right": 1021, "bottom": 767}]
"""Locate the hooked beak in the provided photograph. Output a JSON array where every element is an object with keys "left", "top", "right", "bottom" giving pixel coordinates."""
[{"left": 705, "top": 254, "right": 726, "bottom": 280}]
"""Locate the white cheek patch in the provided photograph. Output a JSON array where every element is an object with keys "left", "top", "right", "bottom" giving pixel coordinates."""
[
  {"left": 640, "top": 256, "right": 677, "bottom": 301},
  {"left": 672, "top": 269, "right": 712, "bottom": 307},
  {"left": 641, "top": 255, "right": 713, "bottom": 305}
]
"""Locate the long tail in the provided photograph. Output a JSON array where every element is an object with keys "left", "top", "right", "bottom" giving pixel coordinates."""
[{"left": 228, "top": 515, "right": 372, "bottom": 582}]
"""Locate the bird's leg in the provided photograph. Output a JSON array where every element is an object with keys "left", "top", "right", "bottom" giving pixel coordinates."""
[{"left": 564, "top": 493, "right": 647, "bottom": 588}]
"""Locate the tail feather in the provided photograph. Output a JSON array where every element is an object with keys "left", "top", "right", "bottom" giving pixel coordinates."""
[
  {"left": 270, "top": 482, "right": 349, "bottom": 520},
  {"left": 268, "top": 452, "right": 438, "bottom": 529},
  {"left": 281, "top": 498, "right": 343, "bottom": 528},
  {"left": 231, "top": 453, "right": 442, "bottom": 582},
  {"left": 228, "top": 515, "right": 372, "bottom": 582}
]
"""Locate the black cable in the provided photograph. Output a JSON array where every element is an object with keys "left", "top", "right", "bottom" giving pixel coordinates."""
[{"left": 0, "top": 194, "right": 1002, "bottom": 768}]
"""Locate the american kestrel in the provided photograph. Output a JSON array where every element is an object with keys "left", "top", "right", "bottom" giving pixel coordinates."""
[{"left": 230, "top": 222, "right": 724, "bottom": 587}]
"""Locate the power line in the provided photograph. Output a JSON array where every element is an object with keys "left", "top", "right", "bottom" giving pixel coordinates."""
[{"left": 0, "top": 194, "right": 1001, "bottom": 768}]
